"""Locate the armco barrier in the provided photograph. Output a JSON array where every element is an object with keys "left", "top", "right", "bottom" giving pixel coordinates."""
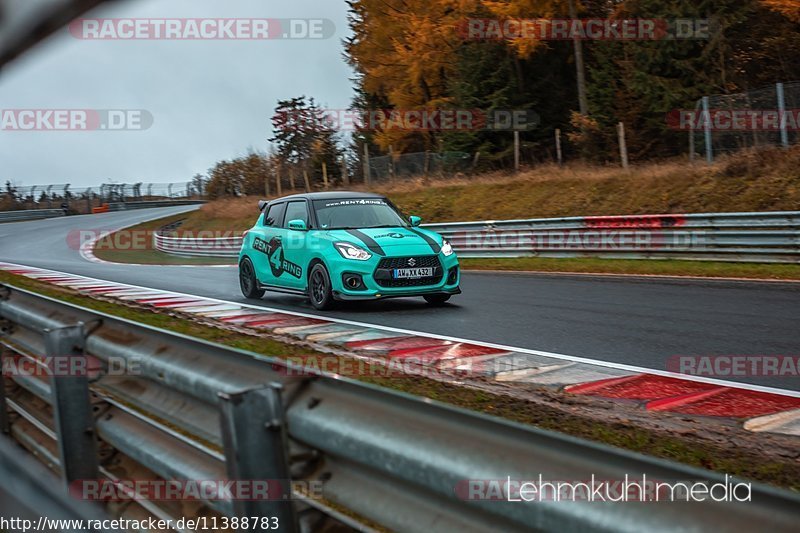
[
  {"left": 153, "top": 210, "right": 800, "bottom": 263},
  {"left": 2, "top": 284, "right": 799, "bottom": 531},
  {"left": 153, "top": 233, "right": 244, "bottom": 258},
  {"left": 0, "top": 437, "right": 120, "bottom": 530},
  {"left": 0, "top": 208, "right": 65, "bottom": 223},
  {"left": 106, "top": 200, "right": 204, "bottom": 212}
]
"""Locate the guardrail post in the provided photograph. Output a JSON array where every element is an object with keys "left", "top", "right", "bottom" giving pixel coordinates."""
[
  {"left": 776, "top": 82, "right": 789, "bottom": 149},
  {"left": 0, "top": 346, "right": 9, "bottom": 435},
  {"left": 702, "top": 96, "right": 713, "bottom": 164},
  {"left": 44, "top": 324, "right": 99, "bottom": 487},
  {"left": 219, "top": 384, "right": 298, "bottom": 532}
]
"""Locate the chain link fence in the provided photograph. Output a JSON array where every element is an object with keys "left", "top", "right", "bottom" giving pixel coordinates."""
[
  {"left": 1, "top": 181, "right": 200, "bottom": 213},
  {"left": 691, "top": 82, "right": 799, "bottom": 162},
  {"left": 366, "top": 151, "right": 474, "bottom": 182}
]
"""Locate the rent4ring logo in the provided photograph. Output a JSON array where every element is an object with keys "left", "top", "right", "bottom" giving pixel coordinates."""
[
  {"left": 68, "top": 18, "right": 336, "bottom": 40},
  {"left": 0, "top": 109, "right": 153, "bottom": 131}
]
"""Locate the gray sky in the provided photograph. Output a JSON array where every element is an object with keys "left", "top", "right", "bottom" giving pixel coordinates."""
[{"left": 0, "top": 0, "right": 354, "bottom": 187}]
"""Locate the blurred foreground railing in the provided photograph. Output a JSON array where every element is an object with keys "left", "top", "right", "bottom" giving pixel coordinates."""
[{"left": 2, "top": 285, "right": 799, "bottom": 531}]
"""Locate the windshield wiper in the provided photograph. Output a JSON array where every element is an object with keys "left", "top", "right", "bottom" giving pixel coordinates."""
[
  {"left": 322, "top": 225, "right": 406, "bottom": 230},
  {"left": 360, "top": 225, "right": 405, "bottom": 229}
]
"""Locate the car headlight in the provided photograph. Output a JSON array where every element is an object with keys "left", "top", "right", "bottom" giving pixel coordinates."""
[
  {"left": 335, "top": 242, "right": 372, "bottom": 261},
  {"left": 441, "top": 239, "right": 454, "bottom": 256}
]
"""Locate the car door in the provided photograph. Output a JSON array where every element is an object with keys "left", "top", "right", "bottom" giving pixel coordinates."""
[
  {"left": 280, "top": 200, "right": 311, "bottom": 289},
  {"left": 250, "top": 201, "right": 286, "bottom": 287}
]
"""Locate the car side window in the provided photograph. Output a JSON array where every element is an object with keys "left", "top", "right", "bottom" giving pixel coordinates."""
[
  {"left": 283, "top": 201, "right": 308, "bottom": 228},
  {"left": 263, "top": 203, "right": 286, "bottom": 227}
]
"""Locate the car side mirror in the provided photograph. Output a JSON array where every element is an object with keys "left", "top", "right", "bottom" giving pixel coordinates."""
[
  {"left": 409, "top": 215, "right": 422, "bottom": 227},
  {"left": 288, "top": 219, "right": 307, "bottom": 231},
  {"left": 258, "top": 200, "right": 268, "bottom": 212}
]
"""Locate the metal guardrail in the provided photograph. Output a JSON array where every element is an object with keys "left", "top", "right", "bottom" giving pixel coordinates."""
[
  {"left": 153, "top": 211, "right": 800, "bottom": 264},
  {"left": 1, "top": 284, "right": 799, "bottom": 532},
  {"left": 0, "top": 209, "right": 66, "bottom": 224},
  {"left": 0, "top": 436, "right": 120, "bottom": 531},
  {"left": 153, "top": 233, "right": 243, "bottom": 258},
  {"left": 0, "top": 201, "right": 204, "bottom": 225},
  {"left": 107, "top": 200, "right": 205, "bottom": 212}
]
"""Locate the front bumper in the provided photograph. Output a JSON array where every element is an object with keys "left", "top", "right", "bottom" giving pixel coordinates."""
[
  {"left": 333, "top": 285, "right": 461, "bottom": 302},
  {"left": 329, "top": 252, "right": 461, "bottom": 301}
]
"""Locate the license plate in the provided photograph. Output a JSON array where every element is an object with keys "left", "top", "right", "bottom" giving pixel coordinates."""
[{"left": 393, "top": 267, "right": 433, "bottom": 279}]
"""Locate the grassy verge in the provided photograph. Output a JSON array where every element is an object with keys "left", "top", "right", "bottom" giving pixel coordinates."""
[
  {"left": 460, "top": 257, "right": 800, "bottom": 280},
  {"left": 91, "top": 212, "right": 235, "bottom": 266},
  {"left": 94, "top": 248, "right": 235, "bottom": 266},
  {"left": 95, "top": 221, "right": 800, "bottom": 281},
  {"left": 1, "top": 269, "right": 798, "bottom": 490}
]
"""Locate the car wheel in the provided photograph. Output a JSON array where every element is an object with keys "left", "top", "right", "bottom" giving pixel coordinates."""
[
  {"left": 423, "top": 294, "right": 451, "bottom": 306},
  {"left": 309, "top": 263, "right": 335, "bottom": 310},
  {"left": 239, "top": 257, "right": 265, "bottom": 299}
]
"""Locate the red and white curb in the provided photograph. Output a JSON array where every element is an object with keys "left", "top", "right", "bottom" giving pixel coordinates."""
[{"left": 2, "top": 261, "right": 799, "bottom": 437}]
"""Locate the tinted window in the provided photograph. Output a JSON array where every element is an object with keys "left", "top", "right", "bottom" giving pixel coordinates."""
[
  {"left": 264, "top": 203, "right": 286, "bottom": 227},
  {"left": 283, "top": 201, "right": 309, "bottom": 228},
  {"left": 312, "top": 198, "right": 408, "bottom": 229}
]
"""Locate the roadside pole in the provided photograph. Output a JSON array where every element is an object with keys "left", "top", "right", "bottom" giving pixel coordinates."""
[
  {"left": 555, "top": 128, "right": 563, "bottom": 165},
  {"left": 777, "top": 82, "right": 789, "bottom": 149},
  {"left": 363, "top": 145, "right": 371, "bottom": 187},
  {"left": 617, "top": 122, "right": 629, "bottom": 169}
]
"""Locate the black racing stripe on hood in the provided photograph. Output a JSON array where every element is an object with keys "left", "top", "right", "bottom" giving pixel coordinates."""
[
  {"left": 345, "top": 229, "right": 386, "bottom": 256},
  {"left": 408, "top": 228, "right": 441, "bottom": 254}
]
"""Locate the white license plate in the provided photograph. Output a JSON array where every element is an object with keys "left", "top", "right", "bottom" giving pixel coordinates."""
[{"left": 393, "top": 267, "right": 433, "bottom": 279}]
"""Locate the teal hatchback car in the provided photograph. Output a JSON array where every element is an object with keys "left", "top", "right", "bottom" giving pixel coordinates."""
[{"left": 238, "top": 192, "right": 460, "bottom": 310}]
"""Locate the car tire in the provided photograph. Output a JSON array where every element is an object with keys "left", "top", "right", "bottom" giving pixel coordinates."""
[
  {"left": 239, "top": 257, "right": 265, "bottom": 299},
  {"left": 423, "top": 294, "right": 451, "bottom": 306},
  {"left": 309, "top": 263, "right": 335, "bottom": 311}
]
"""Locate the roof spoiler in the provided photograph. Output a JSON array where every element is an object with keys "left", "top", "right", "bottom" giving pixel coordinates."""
[{"left": 258, "top": 200, "right": 268, "bottom": 212}]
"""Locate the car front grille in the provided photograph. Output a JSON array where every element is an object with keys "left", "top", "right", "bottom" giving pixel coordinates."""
[
  {"left": 375, "top": 256, "right": 443, "bottom": 288},
  {"left": 377, "top": 255, "right": 441, "bottom": 270}
]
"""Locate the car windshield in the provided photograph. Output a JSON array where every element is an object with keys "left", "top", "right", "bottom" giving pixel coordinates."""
[{"left": 313, "top": 198, "right": 408, "bottom": 230}]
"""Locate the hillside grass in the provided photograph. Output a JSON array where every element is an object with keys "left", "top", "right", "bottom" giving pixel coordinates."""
[{"left": 178, "top": 146, "right": 800, "bottom": 232}]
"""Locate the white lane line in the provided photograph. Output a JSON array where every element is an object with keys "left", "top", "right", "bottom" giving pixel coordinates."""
[
  {"left": 77, "top": 205, "right": 214, "bottom": 267},
  {"left": 464, "top": 269, "right": 800, "bottom": 285},
  {"left": 2, "top": 260, "right": 799, "bottom": 399}
]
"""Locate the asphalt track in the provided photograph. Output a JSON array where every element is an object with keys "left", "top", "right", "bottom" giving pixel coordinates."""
[{"left": 1, "top": 206, "right": 798, "bottom": 390}]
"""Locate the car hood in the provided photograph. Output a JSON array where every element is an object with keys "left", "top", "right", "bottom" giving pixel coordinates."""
[{"left": 326, "top": 226, "right": 443, "bottom": 255}]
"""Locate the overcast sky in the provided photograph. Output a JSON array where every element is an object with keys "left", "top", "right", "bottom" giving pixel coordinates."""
[{"left": 0, "top": 0, "right": 354, "bottom": 188}]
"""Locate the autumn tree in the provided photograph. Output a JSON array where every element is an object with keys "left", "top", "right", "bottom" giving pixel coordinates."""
[{"left": 269, "top": 96, "right": 343, "bottom": 188}]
